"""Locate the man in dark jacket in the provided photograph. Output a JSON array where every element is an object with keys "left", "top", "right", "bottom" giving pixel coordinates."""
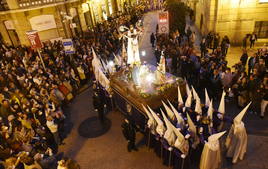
[
  {"left": 121, "top": 119, "right": 138, "bottom": 152},
  {"left": 150, "top": 33, "right": 156, "bottom": 47},
  {"left": 92, "top": 84, "right": 105, "bottom": 123}
]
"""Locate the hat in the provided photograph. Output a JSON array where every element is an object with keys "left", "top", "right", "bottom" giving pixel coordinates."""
[
  {"left": 234, "top": 102, "right": 251, "bottom": 124},
  {"left": 185, "top": 92, "right": 192, "bottom": 108},
  {"left": 162, "top": 101, "right": 175, "bottom": 120},
  {"left": 191, "top": 86, "right": 200, "bottom": 101},
  {"left": 194, "top": 99, "right": 202, "bottom": 114},
  {"left": 170, "top": 122, "right": 185, "bottom": 142},
  {"left": 168, "top": 100, "right": 185, "bottom": 126},
  {"left": 208, "top": 131, "right": 226, "bottom": 142},
  {"left": 207, "top": 99, "right": 214, "bottom": 121},
  {"left": 218, "top": 90, "right": 226, "bottom": 114},
  {"left": 205, "top": 88, "right": 210, "bottom": 107},
  {"left": 178, "top": 86, "right": 184, "bottom": 105},
  {"left": 186, "top": 113, "right": 196, "bottom": 134},
  {"left": 148, "top": 106, "right": 166, "bottom": 136}
]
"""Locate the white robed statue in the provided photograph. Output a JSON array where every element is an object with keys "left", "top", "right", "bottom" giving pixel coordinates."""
[
  {"left": 225, "top": 102, "right": 251, "bottom": 164},
  {"left": 200, "top": 131, "right": 226, "bottom": 169},
  {"left": 122, "top": 25, "right": 141, "bottom": 65}
]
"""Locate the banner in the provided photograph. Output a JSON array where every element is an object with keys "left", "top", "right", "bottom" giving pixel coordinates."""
[
  {"left": 26, "top": 30, "right": 42, "bottom": 49},
  {"left": 29, "top": 15, "right": 57, "bottom": 32},
  {"left": 158, "top": 11, "right": 169, "bottom": 34},
  {"left": 62, "top": 39, "right": 75, "bottom": 54}
]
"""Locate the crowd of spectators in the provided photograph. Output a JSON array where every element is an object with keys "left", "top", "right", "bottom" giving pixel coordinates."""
[
  {"left": 153, "top": 27, "right": 267, "bottom": 118},
  {"left": 0, "top": 4, "right": 145, "bottom": 169}
]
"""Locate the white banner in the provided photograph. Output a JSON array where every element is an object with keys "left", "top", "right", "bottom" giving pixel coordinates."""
[{"left": 29, "top": 15, "right": 57, "bottom": 32}]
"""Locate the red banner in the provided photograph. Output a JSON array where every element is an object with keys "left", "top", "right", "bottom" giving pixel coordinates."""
[{"left": 26, "top": 30, "right": 42, "bottom": 49}]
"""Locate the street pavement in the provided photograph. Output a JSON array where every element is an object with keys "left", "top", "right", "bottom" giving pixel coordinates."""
[{"left": 59, "top": 11, "right": 268, "bottom": 169}]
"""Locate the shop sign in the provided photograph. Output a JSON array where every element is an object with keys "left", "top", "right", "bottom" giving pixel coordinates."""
[
  {"left": 29, "top": 15, "right": 57, "bottom": 32},
  {"left": 62, "top": 38, "right": 75, "bottom": 54}
]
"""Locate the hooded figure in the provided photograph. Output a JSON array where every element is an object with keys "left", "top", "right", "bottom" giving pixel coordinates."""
[
  {"left": 195, "top": 98, "right": 202, "bottom": 114},
  {"left": 205, "top": 88, "right": 211, "bottom": 108},
  {"left": 171, "top": 123, "right": 189, "bottom": 156},
  {"left": 200, "top": 131, "right": 226, "bottom": 169},
  {"left": 162, "top": 101, "right": 175, "bottom": 121},
  {"left": 225, "top": 102, "right": 251, "bottom": 163},
  {"left": 160, "top": 109, "right": 176, "bottom": 146},
  {"left": 192, "top": 86, "right": 200, "bottom": 101},
  {"left": 168, "top": 100, "right": 185, "bottom": 128},
  {"left": 142, "top": 104, "right": 157, "bottom": 135},
  {"left": 218, "top": 90, "right": 226, "bottom": 115},
  {"left": 207, "top": 100, "right": 214, "bottom": 126},
  {"left": 185, "top": 80, "right": 191, "bottom": 97},
  {"left": 178, "top": 86, "right": 184, "bottom": 106},
  {"left": 186, "top": 113, "right": 200, "bottom": 149},
  {"left": 148, "top": 106, "right": 166, "bottom": 137},
  {"left": 185, "top": 92, "right": 192, "bottom": 109}
]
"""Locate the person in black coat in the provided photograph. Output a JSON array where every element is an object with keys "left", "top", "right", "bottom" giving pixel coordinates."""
[
  {"left": 240, "top": 50, "right": 248, "bottom": 66},
  {"left": 121, "top": 119, "right": 138, "bottom": 152},
  {"left": 150, "top": 33, "right": 156, "bottom": 47},
  {"left": 92, "top": 84, "right": 104, "bottom": 123}
]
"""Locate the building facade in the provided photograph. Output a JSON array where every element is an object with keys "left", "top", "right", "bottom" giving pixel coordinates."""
[
  {"left": 186, "top": 0, "right": 268, "bottom": 45},
  {"left": 0, "top": 0, "right": 137, "bottom": 46}
]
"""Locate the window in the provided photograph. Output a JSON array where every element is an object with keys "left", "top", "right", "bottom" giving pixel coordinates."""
[{"left": 254, "top": 21, "right": 268, "bottom": 38}]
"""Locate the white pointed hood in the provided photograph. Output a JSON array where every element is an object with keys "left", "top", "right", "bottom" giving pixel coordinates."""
[
  {"left": 186, "top": 113, "right": 196, "bottom": 134},
  {"left": 207, "top": 99, "right": 214, "bottom": 120},
  {"left": 168, "top": 100, "right": 185, "bottom": 126},
  {"left": 160, "top": 109, "right": 176, "bottom": 146},
  {"left": 234, "top": 102, "right": 251, "bottom": 124},
  {"left": 195, "top": 98, "right": 202, "bottom": 114},
  {"left": 162, "top": 101, "right": 175, "bottom": 120},
  {"left": 205, "top": 88, "right": 210, "bottom": 107},
  {"left": 170, "top": 123, "right": 189, "bottom": 155},
  {"left": 142, "top": 104, "right": 156, "bottom": 134},
  {"left": 148, "top": 106, "right": 166, "bottom": 136},
  {"left": 218, "top": 90, "right": 226, "bottom": 114},
  {"left": 178, "top": 85, "right": 184, "bottom": 105},
  {"left": 185, "top": 92, "right": 192, "bottom": 108},
  {"left": 142, "top": 104, "right": 154, "bottom": 122},
  {"left": 192, "top": 86, "right": 200, "bottom": 101},
  {"left": 185, "top": 81, "right": 191, "bottom": 97},
  {"left": 208, "top": 131, "right": 226, "bottom": 142}
]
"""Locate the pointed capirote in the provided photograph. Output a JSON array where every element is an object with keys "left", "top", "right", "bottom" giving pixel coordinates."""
[
  {"left": 162, "top": 101, "right": 175, "bottom": 120},
  {"left": 195, "top": 98, "right": 202, "bottom": 114},
  {"left": 185, "top": 92, "right": 192, "bottom": 108},
  {"left": 185, "top": 80, "right": 191, "bottom": 97},
  {"left": 170, "top": 122, "right": 185, "bottom": 142},
  {"left": 192, "top": 86, "right": 200, "bottom": 101},
  {"left": 218, "top": 90, "right": 226, "bottom": 114},
  {"left": 148, "top": 106, "right": 163, "bottom": 126},
  {"left": 142, "top": 104, "right": 154, "bottom": 121},
  {"left": 207, "top": 99, "right": 214, "bottom": 120},
  {"left": 208, "top": 131, "right": 226, "bottom": 142},
  {"left": 168, "top": 100, "right": 185, "bottom": 126},
  {"left": 178, "top": 85, "right": 184, "bottom": 105},
  {"left": 186, "top": 113, "right": 196, "bottom": 134},
  {"left": 234, "top": 102, "right": 252, "bottom": 124},
  {"left": 205, "top": 88, "right": 211, "bottom": 107},
  {"left": 160, "top": 109, "right": 173, "bottom": 131}
]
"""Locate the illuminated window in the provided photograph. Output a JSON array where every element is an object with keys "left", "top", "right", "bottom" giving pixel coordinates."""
[{"left": 254, "top": 21, "right": 268, "bottom": 38}]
